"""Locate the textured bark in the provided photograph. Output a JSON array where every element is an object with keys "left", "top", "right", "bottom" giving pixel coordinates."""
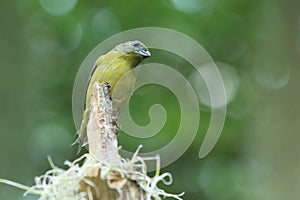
[
  {"left": 82, "top": 82, "right": 145, "bottom": 200},
  {"left": 87, "top": 82, "right": 121, "bottom": 165}
]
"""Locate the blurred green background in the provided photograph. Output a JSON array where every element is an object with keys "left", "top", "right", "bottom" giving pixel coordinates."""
[{"left": 0, "top": 0, "right": 299, "bottom": 199}]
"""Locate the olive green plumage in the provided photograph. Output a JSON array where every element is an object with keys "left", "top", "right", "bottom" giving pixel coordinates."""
[{"left": 74, "top": 41, "right": 151, "bottom": 151}]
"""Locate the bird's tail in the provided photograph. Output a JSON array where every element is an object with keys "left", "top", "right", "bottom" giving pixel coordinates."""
[{"left": 72, "top": 109, "right": 90, "bottom": 154}]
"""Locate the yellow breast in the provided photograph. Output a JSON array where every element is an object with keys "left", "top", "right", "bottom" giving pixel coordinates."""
[{"left": 85, "top": 51, "right": 141, "bottom": 112}]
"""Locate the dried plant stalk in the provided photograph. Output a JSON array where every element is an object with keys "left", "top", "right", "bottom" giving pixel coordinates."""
[
  {"left": 81, "top": 82, "right": 145, "bottom": 199},
  {"left": 87, "top": 82, "right": 121, "bottom": 165}
]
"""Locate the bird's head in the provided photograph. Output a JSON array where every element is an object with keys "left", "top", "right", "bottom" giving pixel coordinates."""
[{"left": 113, "top": 40, "right": 151, "bottom": 59}]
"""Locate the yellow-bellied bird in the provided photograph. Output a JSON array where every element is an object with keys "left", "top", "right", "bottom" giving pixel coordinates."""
[{"left": 74, "top": 40, "right": 151, "bottom": 151}]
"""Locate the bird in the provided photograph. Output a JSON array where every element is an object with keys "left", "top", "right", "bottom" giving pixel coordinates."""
[{"left": 74, "top": 40, "right": 151, "bottom": 151}]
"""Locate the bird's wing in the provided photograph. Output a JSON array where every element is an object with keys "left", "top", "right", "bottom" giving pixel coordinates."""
[
  {"left": 84, "top": 51, "right": 124, "bottom": 109},
  {"left": 84, "top": 62, "right": 98, "bottom": 109}
]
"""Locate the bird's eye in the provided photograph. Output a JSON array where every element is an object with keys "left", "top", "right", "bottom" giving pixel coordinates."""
[{"left": 133, "top": 42, "right": 140, "bottom": 47}]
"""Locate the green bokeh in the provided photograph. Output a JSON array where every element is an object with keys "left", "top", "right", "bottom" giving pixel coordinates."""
[{"left": 0, "top": 0, "right": 299, "bottom": 199}]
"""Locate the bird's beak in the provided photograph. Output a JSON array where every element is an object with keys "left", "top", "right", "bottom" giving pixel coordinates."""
[{"left": 137, "top": 49, "right": 151, "bottom": 58}]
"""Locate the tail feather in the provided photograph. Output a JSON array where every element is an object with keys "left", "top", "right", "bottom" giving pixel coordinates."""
[{"left": 72, "top": 109, "right": 90, "bottom": 154}]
